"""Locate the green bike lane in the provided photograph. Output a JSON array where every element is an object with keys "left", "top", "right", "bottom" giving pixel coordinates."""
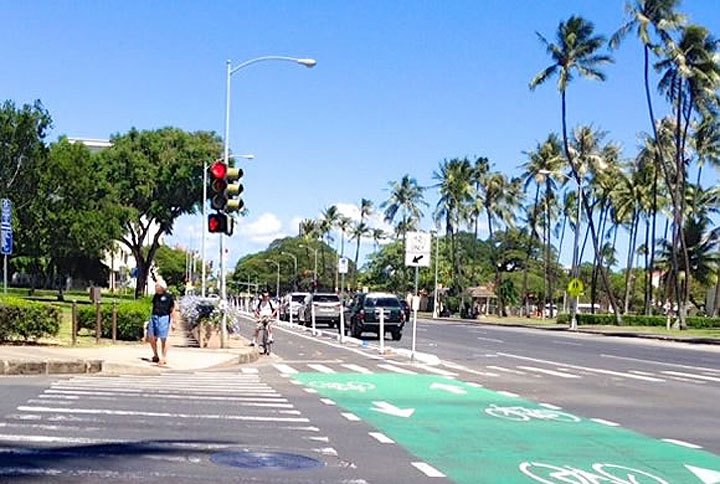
[{"left": 295, "top": 372, "right": 720, "bottom": 484}]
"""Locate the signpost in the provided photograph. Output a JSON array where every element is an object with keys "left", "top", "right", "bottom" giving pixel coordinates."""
[
  {"left": 405, "top": 231, "right": 431, "bottom": 362},
  {"left": 338, "top": 257, "right": 349, "bottom": 342},
  {"left": 1, "top": 199, "right": 12, "bottom": 294}
]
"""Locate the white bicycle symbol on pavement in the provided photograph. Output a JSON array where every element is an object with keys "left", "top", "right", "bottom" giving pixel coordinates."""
[
  {"left": 485, "top": 404, "right": 581, "bottom": 423},
  {"left": 307, "top": 381, "right": 376, "bottom": 392},
  {"left": 520, "top": 462, "right": 669, "bottom": 484}
]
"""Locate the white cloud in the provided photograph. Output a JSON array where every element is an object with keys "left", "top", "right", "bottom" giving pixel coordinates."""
[
  {"left": 238, "top": 212, "right": 286, "bottom": 243},
  {"left": 289, "top": 217, "right": 304, "bottom": 236}
]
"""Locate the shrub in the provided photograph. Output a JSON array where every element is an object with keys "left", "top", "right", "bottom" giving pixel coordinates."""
[
  {"left": 77, "top": 300, "right": 152, "bottom": 341},
  {"left": 0, "top": 297, "right": 61, "bottom": 342},
  {"left": 556, "top": 312, "right": 720, "bottom": 329}
]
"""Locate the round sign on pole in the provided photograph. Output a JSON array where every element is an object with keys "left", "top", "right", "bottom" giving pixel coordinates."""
[{"left": 567, "top": 278, "right": 584, "bottom": 297}]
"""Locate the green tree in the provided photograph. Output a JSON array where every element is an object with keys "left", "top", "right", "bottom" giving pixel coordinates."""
[
  {"left": 100, "top": 127, "right": 222, "bottom": 298},
  {"left": 153, "top": 245, "right": 189, "bottom": 293},
  {"left": 530, "top": 15, "right": 621, "bottom": 322}
]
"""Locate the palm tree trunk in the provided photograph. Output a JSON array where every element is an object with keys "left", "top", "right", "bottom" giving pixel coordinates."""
[
  {"left": 643, "top": 215, "right": 651, "bottom": 315},
  {"left": 591, "top": 203, "right": 608, "bottom": 315},
  {"left": 673, "top": 83, "right": 688, "bottom": 329},
  {"left": 545, "top": 183, "right": 554, "bottom": 318},
  {"left": 487, "top": 212, "right": 503, "bottom": 317},
  {"left": 354, "top": 236, "right": 361, "bottom": 281},
  {"left": 645, "top": 44, "right": 660, "bottom": 320},
  {"left": 556, "top": 212, "right": 567, "bottom": 266},
  {"left": 521, "top": 185, "right": 541, "bottom": 317},
  {"left": 561, "top": 90, "right": 622, "bottom": 323},
  {"left": 623, "top": 209, "right": 639, "bottom": 314}
]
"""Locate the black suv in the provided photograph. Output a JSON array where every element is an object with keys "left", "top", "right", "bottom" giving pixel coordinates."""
[{"left": 347, "top": 292, "right": 405, "bottom": 340}]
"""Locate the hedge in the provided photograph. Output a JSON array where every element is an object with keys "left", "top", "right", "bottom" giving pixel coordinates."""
[
  {"left": 77, "top": 300, "right": 152, "bottom": 341},
  {"left": 556, "top": 313, "right": 720, "bottom": 329},
  {"left": 0, "top": 297, "right": 61, "bottom": 342}
]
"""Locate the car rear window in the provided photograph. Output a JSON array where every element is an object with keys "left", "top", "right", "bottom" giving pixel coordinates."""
[
  {"left": 365, "top": 297, "right": 400, "bottom": 308},
  {"left": 314, "top": 295, "right": 340, "bottom": 303}
]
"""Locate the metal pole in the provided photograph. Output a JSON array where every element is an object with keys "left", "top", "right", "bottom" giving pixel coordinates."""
[
  {"left": 202, "top": 162, "right": 207, "bottom": 297},
  {"left": 219, "top": 59, "right": 232, "bottom": 349},
  {"left": 432, "top": 233, "right": 439, "bottom": 319},
  {"left": 71, "top": 300, "right": 77, "bottom": 346},
  {"left": 3, "top": 254, "right": 6, "bottom": 294},
  {"left": 313, "top": 249, "right": 318, "bottom": 289},
  {"left": 411, "top": 266, "right": 419, "bottom": 362},
  {"left": 379, "top": 306, "right": 385, "bottom": 355},
  {"left": 570, "top": 181, "right": 582, "bottom": 331},
  {"left": 311, "top": 302, "right": 316, "bottom": 336},
  {"left": 276, "top": 264, "right": 280, "bottom": 300}
]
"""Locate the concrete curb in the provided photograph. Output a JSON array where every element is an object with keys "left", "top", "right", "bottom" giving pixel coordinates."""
[
  {"left": 1, "top": 359, "right": 103, "bottom": 376},
  {"left": 432, "top": 316, "right": 720, "bottom": 345}
]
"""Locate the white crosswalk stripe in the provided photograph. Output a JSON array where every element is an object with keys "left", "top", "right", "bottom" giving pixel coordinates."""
[
  {"left": 341, "top": 364, "right": 373, "bottom": 374},
  {"left": 377, "top": 364, "right": 417, "bottom": 374}
]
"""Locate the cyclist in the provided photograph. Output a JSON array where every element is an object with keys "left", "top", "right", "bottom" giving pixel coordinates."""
[{"left": 251, "top": 291, "right": 277, "bottom": 347}]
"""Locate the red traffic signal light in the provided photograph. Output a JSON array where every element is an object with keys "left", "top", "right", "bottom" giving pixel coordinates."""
[
  {"left": 208, "top": 213, "right": 228, "bottom": 234},
  {"left": 210, "top": 161, "right": 227, "bottom": 179}
]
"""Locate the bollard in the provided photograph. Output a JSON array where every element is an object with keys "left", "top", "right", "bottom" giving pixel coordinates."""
[
  {"left": 379, "top": 308, "right": 385, "bottom": 355},
  {"left": 311, "top": 303, "right": 316, "bottom": 336},
  {"left": 338, "top": 304, "right": 345, "bottom": 343},
  {"left": 111, "top": 302, "right": 117, "bottom": 343},
  {"left": 95, "top": 302, "right": 102, "bottom": 344},
  {"left": 71, "top": 301, "right": 78, "bottom": 346}
]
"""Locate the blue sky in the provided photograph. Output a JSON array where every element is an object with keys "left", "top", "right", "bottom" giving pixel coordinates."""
[{"left": 2, "top": 1, "right": 719, "bottom": 272}]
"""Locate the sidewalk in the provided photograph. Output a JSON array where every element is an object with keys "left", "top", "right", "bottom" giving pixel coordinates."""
[
  {"left": 431, "top": 315, "right": 720, "bottom": 345},
  {"left": 0, "top": 320, "right": 258, "bottom": 376}
]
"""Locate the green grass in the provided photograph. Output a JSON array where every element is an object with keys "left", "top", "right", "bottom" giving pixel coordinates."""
[{"left": 579, "top": 325, "right": 720, "bottom": 338}]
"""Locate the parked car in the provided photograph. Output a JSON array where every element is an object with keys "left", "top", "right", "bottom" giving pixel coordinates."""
[
  {"left": 299, "top": 293, "right": 342, "bottom": 328},
  {"left": 347, "top": 292, "right": 405, "bottom": 340},
  {"left": 280, "top": 292, "right": 310, "bottom": 321}
]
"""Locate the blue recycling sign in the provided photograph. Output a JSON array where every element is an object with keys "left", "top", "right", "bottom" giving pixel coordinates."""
[{"left": 1, "top": 198, "right": 12, "bottom": 255}]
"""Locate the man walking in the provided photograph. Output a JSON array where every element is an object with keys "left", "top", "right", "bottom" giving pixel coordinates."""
[{"left": 148, "top": 278, "right": 175, "bottom": 365}]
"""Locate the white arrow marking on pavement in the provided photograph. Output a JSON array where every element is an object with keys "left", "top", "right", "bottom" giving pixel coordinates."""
[
  {"left": 685, "top": 465, "right": 720, "bottom": 484},
  {"left": 430, "top": 383, "right": 467, "bottom": 395},
  {"left": 371, "top": 401, "right": 415, "bottom": 418}
]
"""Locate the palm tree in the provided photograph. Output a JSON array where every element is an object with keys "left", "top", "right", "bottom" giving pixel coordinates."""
[
  {"left": 351, "top": 222, "right": 371, "bottom": 276},
  {"left": 371, "top": 228, "right": 386, "bottom": 250},
  {"left": 337, "top": 216, "right": 353, "bottom": 257},
  {"left": 693, "top": 115, "right": 720, "bottom": 212},
  {"left": 433, "top": 158, "right": 474, "bottom": 293},
  {"left": 520, "top": 134, "right": 564, "bottom": 316},
  {"left": 611, "top": 0, "right": 685, "bottom": 320},
  {"left": 530, "top": 15, "right": 621, "bottom": 322},
  {"left": 319, "top": 206, "right": 340, "bottom": 280},
  {"left": 381, "top": 175, "right": 427, "bottom": 249}
]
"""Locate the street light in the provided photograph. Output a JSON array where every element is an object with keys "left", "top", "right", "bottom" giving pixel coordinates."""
[
  {"left": 539, "top": 169, "right": 582, "bottom": 330},
  {"left": 281, "top": 252, "right": 298, "bottom": 290},
  {"left": 202, "top": 153, "right": 254, "bottom": 299},
  {"left": 431, "top": 229, "right": 440, "bottom": 319},
  {"left": 218, "top": 55, "right": 316, "bottom": 348},
  {"left": 298, "top": 244, "right": 320, "bottom": 290},
  {"left": 265, "top": 259, "right": 281, "bottom": 300}
]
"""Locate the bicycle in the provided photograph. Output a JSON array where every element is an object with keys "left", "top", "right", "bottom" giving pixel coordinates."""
[
  {"left": 485, "top": 404, "right": 580, "bottom": 423},
  {"left": 519, "top": 461, "right": 669, "bottom": 484},
  {"left": 258, "top": 316, "right": 273, "bottom": 355}
]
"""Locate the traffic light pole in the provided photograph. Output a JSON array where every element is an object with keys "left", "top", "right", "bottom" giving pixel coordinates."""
[
  {"left": 201, "top": 162, "right": 207, "bottom": 298},
  {"left": 219, "top": 60, "right": 232, "bottom": 349}
]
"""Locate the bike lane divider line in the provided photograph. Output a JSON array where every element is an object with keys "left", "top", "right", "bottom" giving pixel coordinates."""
[
  {"left": 412, "top": 364, "right": 458, "bottom": 377},
  {"left": 538, "top": 403, "right": 562, "bottom": 410},
  {"left": 293, "top": 372, "right": 720, "bottom": 484},
  {"left": 341, "top": 364, "right": 373, "bottom": 374},
  {"left": 486, "top": 365, "right": 526, "bottom": 375},
  {"left": 341, "top": 413, "right": 361, "bottom": 422},
  {"left": 320, "top": 398, "right": 336, "bottom": 406},
  {"left": 377, "top": 364, "right": 417, "bottom": 375},
  {"left": 590, "top": 418, "right": 620, "bottom": 427},
  {"left": 307, "top": 364, "right": 336, "bottom": 374},
  {"left": 368, "top": 432, "right": 395, "bottom": 444},
  {"left": 496, "top": 391, "right": 519, "bottom": 398},
  {"left": 663, "top": 439, "right": 703, "bottom": 449},
  {"left": 303, "top": 388, "right": 318, "bottom": 394},
  {"left": 411, "top": 462, "right": 446, "bottom": 478},
  {"left": 274, "top": 364, "right": 299, "bottom": 374}
]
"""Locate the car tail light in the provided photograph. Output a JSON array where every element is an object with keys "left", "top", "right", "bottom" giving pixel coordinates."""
[{"left": 359, "top": 309, "right": 365, "bottom": 322}]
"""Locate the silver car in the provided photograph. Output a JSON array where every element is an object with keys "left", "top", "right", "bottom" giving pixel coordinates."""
[
  {"left": 299, "top": 293, "right": 342, "bottom": 328},
  {"left": 281, "top": 292, "right": 310, "bottom": 321}
]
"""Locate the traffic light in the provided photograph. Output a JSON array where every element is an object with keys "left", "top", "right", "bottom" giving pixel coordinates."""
[
  {"left": 209, "top": 160, "right": 244, "bottom": 212},
  {"left": 208, "top": 212, "right": 228, "bottom": 234}
]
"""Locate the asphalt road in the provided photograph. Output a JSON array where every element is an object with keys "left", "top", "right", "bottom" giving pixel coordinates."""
[{"left": 1, "top": 315, "right": 718, "bottom": 483}]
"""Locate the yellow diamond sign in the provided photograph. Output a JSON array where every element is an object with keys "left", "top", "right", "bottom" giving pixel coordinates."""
[{"left": 567, "top": 278, "right": 584, "bottom": 297}]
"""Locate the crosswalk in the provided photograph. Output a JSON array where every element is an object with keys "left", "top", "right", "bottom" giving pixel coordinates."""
[
  {"left": 0, "top": 372, "right": 356, "bottom": 482},
  {"left": 268, "top": 359, "right": 720, "bottom": 388}
]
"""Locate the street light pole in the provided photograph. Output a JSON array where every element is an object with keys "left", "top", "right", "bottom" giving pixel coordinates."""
[
  {"left": 218, "top": 55, "right": 315, "bottom": 348},
  {"left": 299, "top": 244, "right": 319, "bottom": 290},
  {"left": 432, "top": 230, "right": 439, "bottom": 319}
]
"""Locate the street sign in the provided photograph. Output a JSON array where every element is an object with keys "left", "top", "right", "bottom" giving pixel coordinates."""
[
  {"left": 1, "top": 199, "right": 10, "bottom": 226},
  {"left": 567, "top": 278, "right": 584, "bottom": 297},
  {"left": 338, "top": 257, "right": 349, "bottom": 274},
  {"left": 0, "top": 227, "right": 12, "bottom": 255},
  {"left": 405, "top": 231, "right": 431, "bottom": 268}
]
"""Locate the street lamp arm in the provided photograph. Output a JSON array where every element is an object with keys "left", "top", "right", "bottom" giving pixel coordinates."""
[{"left": 230, "top": 56, "right": 316, "bottom": 75}]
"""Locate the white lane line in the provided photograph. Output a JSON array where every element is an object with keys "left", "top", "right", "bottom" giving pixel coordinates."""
[
  {"left": 497, "top": 391, "right": 519, "bottom": 398},
  {"left": 486, "top": 366, "right": 526, "bottom": 375},
  {"left": 377, "top": 364, "right": 417, "bottom": 375},
  {"left": 320, "top": 398, "right": 336, "bottom": 406},
  {"left": 241, "top": 368, "right": 259, "bottom": 374},
  {"left": 552, "top": 340, "right": 583, "bottom": 346},
  {"left": 52, "top": 384, "right": 274, "bottom": 392},
  {"left": 0, "top": 422, "right": 103, "bottom": 432},
  {"left": 628, "top": 370, "right": 657, "bottom": 376},
  {"left": 667, "top": 376, "right": 704, "bottom": 384},
  {"left": 27, "top": 400, "right": 73, "bottom": 406},
  {"left": 412, "top": 462, "right": 446, "bottom": 478},
  {"left": 662, "top": 438, "right": 702, "bottom": 449},
  {"left": 661, "top": 371, "right": 720, "bottom": 383},
  {"left": 270, "top": 321, "right": 385, "bottom": 361},
  {"left": 289, "top": 380, "right": 302, "bottom": 385},
  {"left": 369, "top": 432, "right": 395, "bottom": 444},
  {"left": 38, "top": 395, "right": 79, "bottom": 400},
  {"left": 274, "top": 364, "right": 299, "bottom": 374},
  {"left": 51, "top": 385, "right": 278, "bottom": 395},
  {"left": 518, "top": 366, "right": 581, "bottom": 379},
  {"left": 303, "top": 388, "right": 318, "bottom": 394},
  {"left": 342, "top": 413, "right": 361, "bottom": 422},
  {"left": 412, "top": 364, "right": 458, "bottom": 377},
  {"left": 441, "top": 363, "right": 499, "bottom": 378},
  {"left": 0, "top": 434, "right": 120, "bottom": 445},
  {"left": 306, "top": 436, "right": 330, "bottom": 443},
  {"left": 466, "top": 382, "right": 484, "bottom": 388},
  {"left": 341, "top": 364, "right": 373, "bottom": 374},
  {"left": 601, "top": 354, "right": 720, "bottom": 374},
  {"left": 539, "top": 403, "right": 562, "bottom": 410},
  {"left": 497, "top": 352, "right": 665, "bottom": 382},
  {"left": 591, "top": 418, "right": 620, "bottom": 427},
  {"left": 477, "top": 337, "right": 504, "bottom": 343},
  {"left": 16, "top": 406, "right": 309, "bottom": 423},
  {"left": 45, "top": 390, "right": 287, "bottom": 402},
  {"left": 307, "top": 364, "right": 336, "bottom": 374}
]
